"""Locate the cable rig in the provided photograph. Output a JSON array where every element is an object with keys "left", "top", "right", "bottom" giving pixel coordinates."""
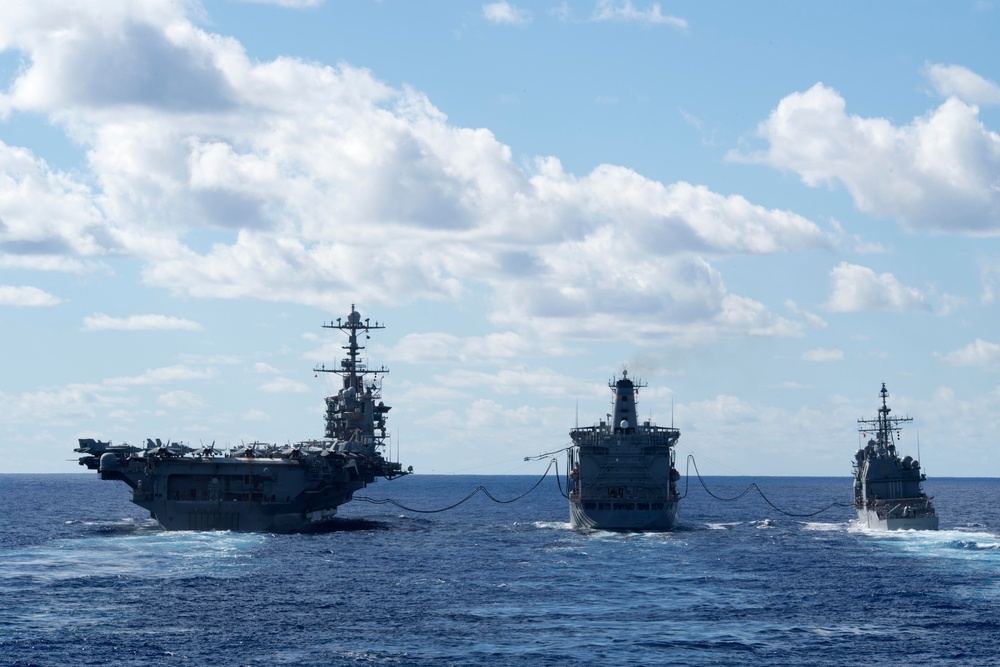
[
  {"left": 353, "top": 458, "right": 566, "bottom": 513},
  {"left": 679, "top": 455, "right": 854, "bottom": 517},
  {"left": 353, "top": 449, "right": 851, "bottom": 519}
]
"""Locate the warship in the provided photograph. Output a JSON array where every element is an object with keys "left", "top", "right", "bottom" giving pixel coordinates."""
[
  {"left": 76, "top": 306, "right": 411, "bottom": 532},
  {"left": 853, "top": 383, "right": 938, "bottom": 530},
  {"left": 567, "top": 369, "right": 681, "bottom": 530}
]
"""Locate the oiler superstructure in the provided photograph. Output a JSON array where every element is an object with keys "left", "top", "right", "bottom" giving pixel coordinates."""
[
  {"left": 568, "top": 369, "right": 680, "bottom": 530},
  {"left": 76, "top": 306, "right": 410, "bottom": 532},
  {"left": 853, "top": 383, "right": 937, "bottom": 530}
]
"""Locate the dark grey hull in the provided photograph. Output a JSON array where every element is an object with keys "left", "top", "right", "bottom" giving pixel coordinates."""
[
  {"left": 98, "top": 453, "right": 386, "bottom": 532},
  {"left": 136, "top": 491, "right": 361, "bottom": 532},
  {"left": 569, "top": 498, "right": 679, "bottom": 531}
]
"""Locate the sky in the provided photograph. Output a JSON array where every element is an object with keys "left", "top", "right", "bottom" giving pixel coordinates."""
[{"left": 1, "top": 1, "right": 999, "bottom": 478}]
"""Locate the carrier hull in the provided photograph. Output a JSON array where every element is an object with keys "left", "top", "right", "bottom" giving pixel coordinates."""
[
  {"left": 140, "top": 499, "right": 347, "bottom": 532},
  {"left": 96, "top": 449, "right": 392, "bottom": 532}
]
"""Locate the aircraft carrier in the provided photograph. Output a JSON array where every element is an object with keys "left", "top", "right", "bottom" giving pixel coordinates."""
[{"left": 76, "top": 306, "right": 410, "bottom": 532}]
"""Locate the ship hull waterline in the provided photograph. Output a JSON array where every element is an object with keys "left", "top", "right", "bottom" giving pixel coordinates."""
[
  {"left": 139, "top": 500, "right": 350, "bottom": 532},
  {"left": 569, "top": 498, "right": 679, "bottom": 531},
  {"left": 133, "top": 489, "right": 365, "bottom": 532},
  {"left": 104, "top": 466, "right": 371, "bottom": 533},
  {"left": 856, "top": 509, "right": 939, "bottom": 531}
]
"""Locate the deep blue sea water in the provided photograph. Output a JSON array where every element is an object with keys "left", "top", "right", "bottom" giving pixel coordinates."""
[{"left": 2, "top": 472, "right": 1000, "bottom": 666}]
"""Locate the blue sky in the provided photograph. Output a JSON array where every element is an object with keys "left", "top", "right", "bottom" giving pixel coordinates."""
[{"left": 2, "top": 1, "right": 1000, "bottom": 477}]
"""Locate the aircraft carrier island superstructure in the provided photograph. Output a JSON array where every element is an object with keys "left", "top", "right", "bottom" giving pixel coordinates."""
[{"left": 76, "top": 306, "right": 410, "bottom": 532}]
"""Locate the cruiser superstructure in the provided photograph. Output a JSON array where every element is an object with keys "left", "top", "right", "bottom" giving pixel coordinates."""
[
  {"left": 568, "top": 369, "right": 681, "bottom": 530},
  {"left": 853, "top": 383, "right": 938, "bottom": 530},
  {"left": 76, "top": 306, "right": 410, "bottom": 532}
]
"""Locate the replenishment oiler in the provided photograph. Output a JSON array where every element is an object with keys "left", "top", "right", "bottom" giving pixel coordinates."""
[
  {"left": 567, "top": 369, "right": 681, "bottom": 530},
  {"left": 853, "top": 383, "right": 938, "bottom": 530},
  {"left": 76, "top": 306, "right": 411, "bottom": 532}
]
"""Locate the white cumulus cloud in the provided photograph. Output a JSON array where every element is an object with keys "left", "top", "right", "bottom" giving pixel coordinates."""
[
  {"left": 391, "top": 331, "right": 569, "bottom": 365},
  {"left": 482, "top": 2, "right": 531, "bottom": 25},
  {"left": 939, "top": 339, "right": 1000, "bottom": 367},
  {"left": 260, "top": 377, "right": 309, "bottom": 393},
  {"left": 731, "top": 80, "right": 1000, "bottom": 234},
  {"left": 157, "top": 390, "right": 206, "bottom": 409},
  {"left": 0, "top": 383, "right": 130, "bottom": 424},
  {"left": 825, "top": 262, "right": 929, "bottom": 313},
  {"left": 104, "top": 365, "right": 216, "bottom": 386},
  {"left": 0, "top": 285, "right": 60, "bottom": 306},
  {"left": 236, "top": 0, "right": 324, "bottom": 7},
  {"left": 592, "top": 1, "right": 687, "bottom": 28},
  {"left": 925, "top": 63, "right": 1000, "bottom": 106},
  {"left": 801, "top": 348, "right": 844, "bottom": 362},
  {"left": 0, "top": 1, "right": 828, "bottom": 346},
  {"left": 82, "top": 313, "right": 202, "bottom": 331},
  {"left": 253, "top": 362, "right": 280, "bottom": 374}
]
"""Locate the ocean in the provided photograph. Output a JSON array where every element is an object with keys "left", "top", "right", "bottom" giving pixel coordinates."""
[{"left": 2, "top": 472, "right": 999, "bottom": 666}]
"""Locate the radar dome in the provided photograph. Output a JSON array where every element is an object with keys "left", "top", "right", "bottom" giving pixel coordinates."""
[
  {"left": 99, "top": 452, "right": 120, "bottom": 473},
  {"left": 620, "top": 420, "right": 629, "bottom": 429}
]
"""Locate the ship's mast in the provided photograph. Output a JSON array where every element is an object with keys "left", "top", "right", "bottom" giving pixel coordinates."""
[
  {"left": 312, "top": 305, "right": 391, "bottom": 449},
  {"left": 610, "top": 368, "right": 647, "bottom": 434},
  {"left": 857, "top": 382, "right": 912, "bottom": 454},
  {"left": 609, "top": 368, "right": 648, "bottom": 398},
  {"left": 314, "top": 304, "right": 389, "bottom": 390}
]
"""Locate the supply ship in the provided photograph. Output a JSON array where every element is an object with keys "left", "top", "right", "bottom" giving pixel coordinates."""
[
  {"left": 567, "top": 369, "right": 681, "bottom": 530},
  {"left": 76, "top": 306, "right": 410, "bottom": 532},
  {"left": 853, "top": 383, "right": 938, "bottom": 530}
]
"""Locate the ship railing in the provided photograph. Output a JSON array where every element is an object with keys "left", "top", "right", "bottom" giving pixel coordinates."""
[
  {"left": 571, "top": 432, "right": 678, "bottom": 448},
  {"left": 642, "top": 425, "right": 681, "bottom": 436},
  {"left": 574, "top": 487, "right": 659, "bottom": 499},
  {"left": 871, "top": 496, "right": 935, "bottom": 519}
]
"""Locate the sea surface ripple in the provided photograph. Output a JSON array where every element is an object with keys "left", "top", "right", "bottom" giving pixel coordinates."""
[{"left": 1, "top": 474, "right": 999, "bottom": 666}]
